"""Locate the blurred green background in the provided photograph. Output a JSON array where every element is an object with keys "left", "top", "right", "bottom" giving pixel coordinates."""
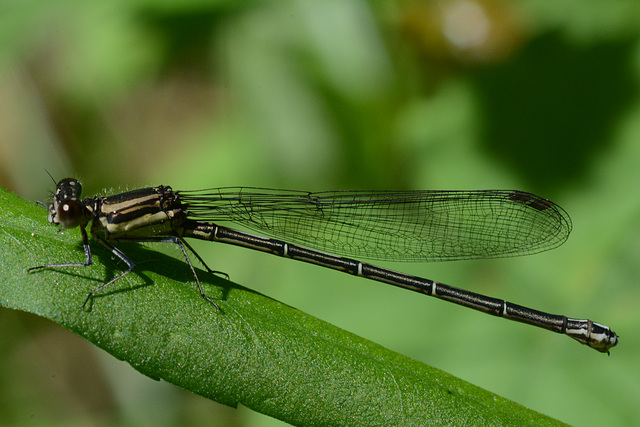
[{"left": 1, "top": 1, "right": 639, "bottom": 425}]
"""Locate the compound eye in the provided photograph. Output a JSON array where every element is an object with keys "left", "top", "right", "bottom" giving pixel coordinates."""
[{"left": 56, "top": 200, "right": 84, "bottom": 229}]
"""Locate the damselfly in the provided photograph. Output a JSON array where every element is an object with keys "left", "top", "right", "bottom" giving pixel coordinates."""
[{"left": 28, "top": 178, "right": 618, "bottom": 353}]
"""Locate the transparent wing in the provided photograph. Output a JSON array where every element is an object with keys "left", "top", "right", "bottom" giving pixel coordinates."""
[{"left": 179, "top": 188, "right": 572, "bottom": 262}]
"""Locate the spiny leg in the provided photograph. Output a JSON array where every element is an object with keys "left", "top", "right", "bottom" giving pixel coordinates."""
[
  {"left": 171, "top": 237, "right": 221, "bottom": 310},
  {"left": 28, "top": 227, "right": 93, "bottom": 271},
  {"left": 180, "top": 238, "right": 229, "bottom": 280},
  {"left": 82, "top": 235, "right": 135, "bottom": 308},
  {"left": 117, "top": 236, "right": 221, "bottom": 309}
]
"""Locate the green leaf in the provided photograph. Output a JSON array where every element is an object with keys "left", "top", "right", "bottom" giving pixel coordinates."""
[{"left": 0, "top": 186, "right": 562, "bottom": 426}]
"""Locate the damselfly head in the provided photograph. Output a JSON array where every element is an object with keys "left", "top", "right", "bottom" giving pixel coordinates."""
[{"left": 48, "top": 178, "right": 86, "bottom": 229}]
